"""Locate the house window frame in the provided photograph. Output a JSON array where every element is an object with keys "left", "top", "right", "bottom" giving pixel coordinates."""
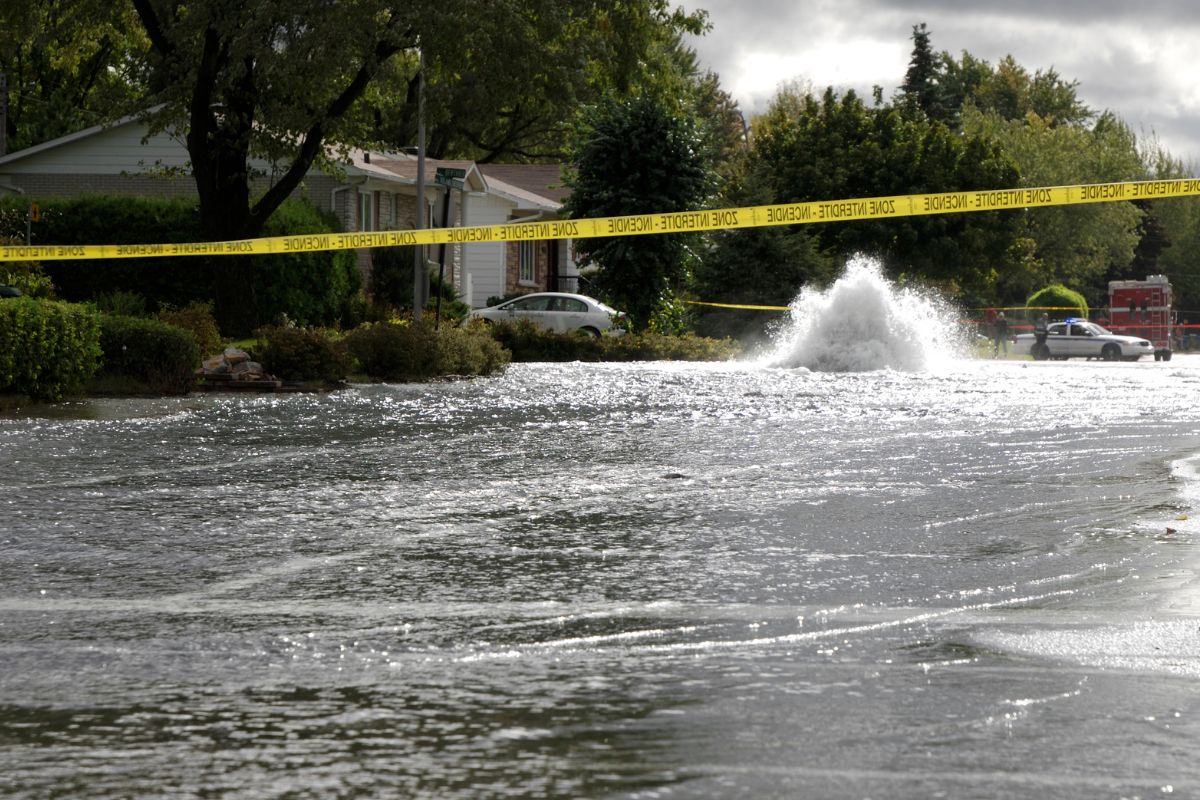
[
  {"left": 358, "top": 191, "right": 374, "bottom": 232},
  {"left": 518, "top": 241, "right": 536, "bottom": 285}
]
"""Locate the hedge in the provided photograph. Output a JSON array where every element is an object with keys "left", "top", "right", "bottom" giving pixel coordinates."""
[
  {"left": 95, "top": 315, "right": 200, "bottom": 395},
  {"left": 345, "top": 320, "right": 510, "bottom": 381},
  {"left": 0, "top": 196, "right": 360, "bottom": 334},
  {"left": 253, "top": 325, "right": 351, "bottom": 385},
  {"left": 481, "top": 319, "right": 741, "bottom": 362},
  {"left": 0, "top": 298, "right": 102, "bottom": 401},
  {"left": 1027, "top": 284, "right": 1089, "bottom": 320}
]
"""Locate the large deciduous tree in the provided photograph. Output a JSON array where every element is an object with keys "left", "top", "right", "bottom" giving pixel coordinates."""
[
  {"left": 962, "top": 106, "right": 1144, "bottom": 304},
  {"left": 367, "top": 2, "right": 710, "bottom": 163},
  {"left": 131, "top": 0, "right": 707, "bottom": 240},
  {"left": 746, "top": 85, "right": 1021, "bottom": 299},
  {"left": 0, "top": 0, "right": 147, "bottom": 152},
  {"left": 131, "top": 0, "right": 424, "bottom": 242},
  {"left": 127, "top": 0, "right": 707, "bottom": 332},
  {"left": 131, "top": 0, "right": 428, "bottom": 333}
]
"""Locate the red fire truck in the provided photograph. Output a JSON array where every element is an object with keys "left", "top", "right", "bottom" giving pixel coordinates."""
[{"left": 1107, "top": 275, "right": 1173, "bottom": 361}]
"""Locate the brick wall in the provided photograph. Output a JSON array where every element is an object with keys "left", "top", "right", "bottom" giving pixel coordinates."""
[
  {"left": 7, "top": 174, "right": 199, "bottom": 199},
  {"left": 504, "top": 240, "right": 549, "bottom": 295}
]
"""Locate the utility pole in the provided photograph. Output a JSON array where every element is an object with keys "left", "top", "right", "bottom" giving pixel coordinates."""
[
  {"left": 0, "top": 73, "right": 8, "bottom": 156},
  {"left": 412, "top": 49, "right": 427, "bottom": 321}
]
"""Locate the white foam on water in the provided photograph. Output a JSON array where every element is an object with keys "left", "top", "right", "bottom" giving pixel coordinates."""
[
  {"left": 977, "top": 620, "right": 1200, "bottom": 678},
  {"left": 760, "top": 256, "right": 966, "bottom": 372}
]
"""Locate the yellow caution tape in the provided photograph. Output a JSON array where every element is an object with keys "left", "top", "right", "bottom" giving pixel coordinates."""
[
  {"left": 685, "top": 302, "right": 1094, "bottom": 314},
  {"left": 685, "top": 300, "right": 790, "bottom": 311},
  {"left": 970, "top": 306, "right": 1090, "bottom": 312},
  {"left": 4, "top": 178, "right": 1200, "bottom": 262}
]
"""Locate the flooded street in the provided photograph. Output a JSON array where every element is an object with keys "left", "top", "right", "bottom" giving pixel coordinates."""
[{"left": 3, "top": 270, "right": 1200, "bottom": 798}]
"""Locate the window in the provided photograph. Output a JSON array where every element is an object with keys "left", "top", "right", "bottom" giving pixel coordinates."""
[
  {"left": 519, "top": 241, "right": 535, "bottom": 284},
  {"left": 357, "top": 191, "right": 374, "bottom": 231},
  {"left": 510, "top": 296, "right": 550, "bottom": 311}
]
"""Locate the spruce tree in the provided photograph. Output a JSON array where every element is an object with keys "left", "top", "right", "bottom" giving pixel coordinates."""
[{"left": 900, "top": 23, "right": 947, "bottom": 122}]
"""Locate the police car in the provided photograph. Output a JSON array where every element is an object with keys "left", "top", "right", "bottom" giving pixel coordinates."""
[{"left": 1012, "top": 318, "right": 1154, "bottom": 361}]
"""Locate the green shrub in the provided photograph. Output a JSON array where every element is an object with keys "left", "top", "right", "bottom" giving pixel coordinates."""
[
  {"left": 253, "top": 325, "right": 351, "bottom": 384},
  {"left": 255, "top": 203, "right": 362, "bottom": 329},
  {"left": 0, "top": 252, "right": 55, "bottom": 299},
  {"left": 370, "top": 247, "right": 470, "bottom": 321},
  {"left": 370, "top": 246, "right": 420, "bottom": 308},
  {"left": 93, "top": 290, "right": 148, "bottom": 317},
  {"left": 0, "top": 298, "right": 102, "bottom": 401},
  {"left": 345, "top": 319, "right": 509, "bottom": 381},
  {"left": 1027, "top": 284, "right": 1088, "bottom": 320},
  {"left": 96, "top": 314, "right": 200, "bottom": 395},
  {"left": 483, "top": 318, "right": 606, "bottom": 361},
  {"left": 604, "top": 331, "right": 742, "bottom": 361},
  {"left": 157, "top": 302, "right": 222, "bottom": 358},
  {"left": 2, "top": 196, "right": 211, "bottom": 307},
  {"left": 481, "top": 319, "right": 740, "bottom": 362},
  {"left": 0, "top": 196, "right": 362, "bottom": 334}
]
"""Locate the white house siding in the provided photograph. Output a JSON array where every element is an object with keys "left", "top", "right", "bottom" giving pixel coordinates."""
[
  {"left": 556, "top": 239, "right": 580, "bottom": 294},
  {"left": 461, "top": 191, "right": 512, "bottom": 308},
  {"left": 1, "top": 117, "right": 570, "bottom": 308},
  {"left": 0, "top": 124, "right": 189, "bottom": 176}
]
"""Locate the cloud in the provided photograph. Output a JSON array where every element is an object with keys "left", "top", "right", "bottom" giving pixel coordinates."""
[{"left": 684, "top": 0, "right": 1200, "bottom": 166}]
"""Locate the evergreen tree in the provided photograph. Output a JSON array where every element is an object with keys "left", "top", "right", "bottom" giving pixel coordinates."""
[
  {"left": 899, "top": 23, "right": 947, "bottom": 122},
  {"left": 564, "top": 94, "right": 713, "bottom": 330}
]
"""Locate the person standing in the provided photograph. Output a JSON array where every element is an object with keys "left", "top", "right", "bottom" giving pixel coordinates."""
[
  {"left": 1034, "top": 312, "right": 1049, "bottom": 345},
  {"left": 1030, "top": 311, "right": 1049, "bottom": 359},
  {"left": 992, "top": 312, "right": 1009, "bottom": 357}
]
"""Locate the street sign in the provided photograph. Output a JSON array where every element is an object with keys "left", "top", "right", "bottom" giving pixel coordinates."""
[{"left": 434, "top": 166, "right": 466, "bottom": 189}]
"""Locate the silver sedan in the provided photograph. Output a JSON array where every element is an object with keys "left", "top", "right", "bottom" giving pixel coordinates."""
[{"left": 468, "top": 292, "right": 627, "bottom": 337}]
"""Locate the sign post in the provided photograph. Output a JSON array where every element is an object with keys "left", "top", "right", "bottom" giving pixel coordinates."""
[
  {"left": 0, "top": 73, "right": 7, "bottom": 157},
  {"left": 433, "top": 168, "right": 467, "bottom": 328}
]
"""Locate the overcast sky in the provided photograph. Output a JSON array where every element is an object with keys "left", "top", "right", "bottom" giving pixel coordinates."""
[{"left": 683, "top": 0, "right": 1200, "bottom": 170}]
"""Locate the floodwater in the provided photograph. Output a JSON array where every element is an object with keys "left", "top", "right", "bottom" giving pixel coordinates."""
[{"left": 2, "top": 262, "right": 1199, "bottom": 799}]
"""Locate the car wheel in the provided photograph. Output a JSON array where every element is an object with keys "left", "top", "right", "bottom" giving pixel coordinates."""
[
  {"left": 1031, "top": 343, "right": 1050, "bottom": 361},
  {"left": 1101, "top": 343, "right": 1121, "bottom": 361},
  {"left": 577, "top": 326, "right": 602, "bottom": 338}
]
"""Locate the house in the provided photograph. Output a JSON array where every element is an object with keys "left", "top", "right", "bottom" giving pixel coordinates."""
[{"left": 0, "top": 112, "right": 579, "bottom": 308}]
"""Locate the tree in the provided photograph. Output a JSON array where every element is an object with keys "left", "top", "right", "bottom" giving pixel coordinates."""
[
  {"left": 565, "top": 94, "right": 713, "bottom": 329},
  {"left": 132, "top": 0, "right": 422, "bottom": 242},
  {"left": 1141, "top": 143, "right": 1200, "bottom": 314},
  {"left": 898, "top": 23, "right": 948, "bottom": 123},
  {"left": 125, "top": 1, "right": 716, "bottom": 332},
  {"left": 745, "top": 85, "right": 1021, "bottom": 298},
  {"left": 936, "top": 50, "right": 992, "bottom": 128},
  {"left": 968, "top": 55, "right": 1092, "bottom": 127},
  {"left": 0, "top": 0, "right": 147, "bottom": 152},
  {"left": 364, "top": 2, "right": 710, "bottom": 162},
  {"left": 962, "top": 106, "right": 1143, "bottom": 304}
]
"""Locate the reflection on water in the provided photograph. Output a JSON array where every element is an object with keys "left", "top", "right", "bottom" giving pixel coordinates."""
[{"left": 3, "top": 268, "right": 1200, "bottom": 797}]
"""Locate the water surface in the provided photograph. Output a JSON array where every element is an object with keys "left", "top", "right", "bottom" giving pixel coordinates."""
[{"left": 3, "top": 271, "right": 1199, "bottom": 799}]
